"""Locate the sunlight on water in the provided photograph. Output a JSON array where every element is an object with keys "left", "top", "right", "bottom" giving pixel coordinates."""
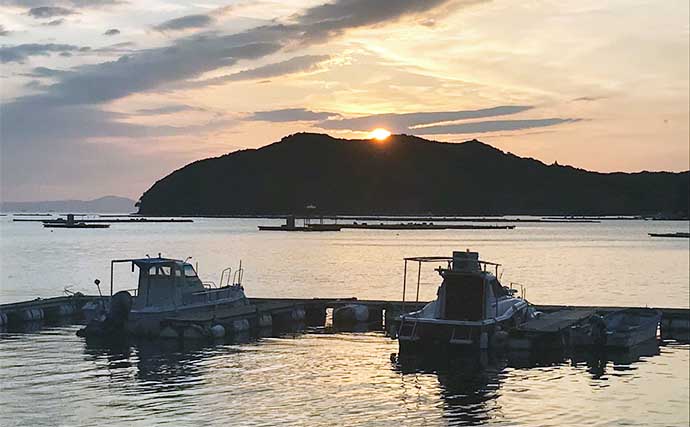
[{"left": 0, "top": 326, "right": 687, "bottom": 426}]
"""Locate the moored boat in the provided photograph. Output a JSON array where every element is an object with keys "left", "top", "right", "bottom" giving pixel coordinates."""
[
  {"left": 570, "top": 308, "right": 661, "bottom": 348},
  {"left": 78, "top": 255, "right": 249, "bottom": 339},
  {"left": 397, "top": 251, "right": 535, "bottom": 351}
]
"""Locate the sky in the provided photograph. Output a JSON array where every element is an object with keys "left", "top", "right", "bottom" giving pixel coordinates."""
[{"left": 0, "top": 0, "right": 688, "bottom": 202}]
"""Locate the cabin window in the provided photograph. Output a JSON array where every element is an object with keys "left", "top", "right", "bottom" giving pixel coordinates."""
[
  {"left": 175, "top": 268, "right": 182, "bottom": 277},
  {"left": 183, "top": 265, "right": 197, "bottom": 277},
  {"left": 160, "top": 266, "right": 171, "bottom": 276},
  {"left": 490, "top": 278, "right": 508, "bottom": 298},
  {"left": 148, "top": 266, "right": 157, "bottom": 276}
]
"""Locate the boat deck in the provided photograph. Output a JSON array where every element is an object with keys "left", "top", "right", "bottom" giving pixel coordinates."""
[{"left": 518, "top": 309, "right": 595, "bottom": 334}]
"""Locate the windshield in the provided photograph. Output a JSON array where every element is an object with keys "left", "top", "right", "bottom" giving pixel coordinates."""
[{"left": 183, "top": 264, "right": 197, "bottom": 277}]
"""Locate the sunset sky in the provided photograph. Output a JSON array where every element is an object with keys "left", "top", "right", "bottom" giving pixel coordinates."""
[{"left": 1, "top": 0, "right": 688, "bottom": 202}]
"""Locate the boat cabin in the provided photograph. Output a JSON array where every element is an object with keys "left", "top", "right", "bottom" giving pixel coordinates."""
[
  {"left": 402, "top": 251, "right": 519, "bottom": 322},
  {"left": 108, "top": 257, "right": 244, "bottom": 310},
  {"left": 132, "top": 258, "right": 204, "bottom": 309}
]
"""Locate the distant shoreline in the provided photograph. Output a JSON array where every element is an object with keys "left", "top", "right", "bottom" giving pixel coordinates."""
[{"left": 6, "top": 213, "right": 688, "bottom": 222}]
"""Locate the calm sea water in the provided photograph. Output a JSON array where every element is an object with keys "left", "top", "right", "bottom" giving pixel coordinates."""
[{"left": 1, "top": 216, "right": 688, "bottom": 426}]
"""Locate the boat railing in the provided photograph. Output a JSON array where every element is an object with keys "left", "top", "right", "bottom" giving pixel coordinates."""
[
  {"left": 233, "top": 262, "right": 243, "bottom": 287},
  {"left": 219, "top": 267, "right": 232, "bottom": 287},
  {"left": 509, "top": 282, "right": 527, "bottom": 299},
  {"left": 184, "top": 287, "right": 237, "bottom": 305}
]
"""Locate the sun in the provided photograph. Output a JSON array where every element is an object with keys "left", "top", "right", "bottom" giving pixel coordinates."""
[{"left": 369, "top": 128, "right": 391, "bottom": 141}]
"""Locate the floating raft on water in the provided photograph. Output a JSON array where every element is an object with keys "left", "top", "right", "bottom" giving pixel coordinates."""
[
  {"left": 258, "top": 224, "right": 342, "bottom": 232},
  {"left": 44, "top": 222, "right": 110, "bottom": 229},
  {"left": 18, "top": 217, "right": 194, "bottom": 223},
  {"left": 649, "top": 232, "right": 689, "bottom": 238},
  {"left": 41, "top": 214, "right": 110, "bottom": 229},
  {"left": 341, "top": 223, "right": 514, "bottom": 230}
]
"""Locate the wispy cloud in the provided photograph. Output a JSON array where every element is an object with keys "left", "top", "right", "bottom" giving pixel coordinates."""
[
  {"left": 191, "top": 55, "right": 331, "bottom": 87},
  {"left": 414, "top": 118, "right": 580, "bottom": 135},
  {"left": 20, "top": 66, "right": 71, "bottom": 78},
  {"left": 153, "top": 14, "right": 213, "bottom": 32},
  {"left": 27, "top": 6, "right": 76, "bottom": 19},
  {"left": 250, "top": 108, "right": 339, "bottom": 122},
  {"left": 135, "top": 104, "right": 207, "bottom": 115},
  {"left": 5, "top": 0, "right": 121, "bottom": 7},
  {"left": 317, "top": 106, "right": 533, "bottom": 132},
  {"left": 0, "top": 25, "right": 10, "bottom": 36},
  {"left": 42, "top": 19, "right": 65, "bottom": 27},
  {"left": 0, "top": 43, "right": 84, "bottom": 63}
]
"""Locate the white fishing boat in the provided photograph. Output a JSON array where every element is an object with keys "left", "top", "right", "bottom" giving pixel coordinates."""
[
  {"left": 78, "top": 255, "right": 248, "bottom": 338},
  {"left": 397, "top": 250, "right": 535, "bottom": 351}
]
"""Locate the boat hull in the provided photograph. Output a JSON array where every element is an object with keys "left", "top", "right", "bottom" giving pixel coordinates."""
[
  {"left": 127, "top": 297, "right": 249, "bottom": 337},
  {"left": 397, "top": 317, "right": 520, "bottom": 352}
]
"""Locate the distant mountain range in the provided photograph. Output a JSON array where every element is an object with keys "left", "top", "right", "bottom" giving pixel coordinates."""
[
  {"left": 137, "top": 133, "right": 689, "bottom": 216},
  {"left": 1, "top": 196, "right": 136, "bottom": 213}
]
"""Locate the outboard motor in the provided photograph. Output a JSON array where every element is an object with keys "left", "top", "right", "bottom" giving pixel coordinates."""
[{"left": 77, "top": 291, "right": 132, "bottom": 338}]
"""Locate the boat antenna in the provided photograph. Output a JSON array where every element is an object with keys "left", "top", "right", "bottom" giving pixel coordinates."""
[{"left": 185, "top": 256, "right": 192, "bottom": 263}]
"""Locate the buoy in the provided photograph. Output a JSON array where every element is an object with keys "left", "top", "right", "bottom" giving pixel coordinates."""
[
  {"left": 210, "top": 324, "right": 226, "bottom": 338},
  {"left": 333, "top": 304, "right": 369, "bottom": 326},
  {"left": 232, "top": 319, "right": 250, "bottom": 332},
  {"left": 182, "top": 324, "right": 207, "bottom": 340},
  {"left": 291, "top": 308, "right": 306, "bottom": 321},
  {"left": 479, "top": 331, "right": 489, "bottom": 350},
  {"left": 159, "top": 326, "right": 179, "bottom": 339},
  {"left": 258, "top": 313, "right": 272, "bottom": 328},
  {"left": 21, "top": 308, "right": 44, "bottom": 322},
  {"left": 58, "top": 304, "right": 75, "bottom": 317}
]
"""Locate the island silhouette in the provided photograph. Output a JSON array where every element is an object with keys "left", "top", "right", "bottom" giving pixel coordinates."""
[{"left": 136, "top": 133, "right": 689, "bottom": 217}]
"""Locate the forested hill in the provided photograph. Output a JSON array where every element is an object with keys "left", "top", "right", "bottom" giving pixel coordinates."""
[{"left": 137, "top": 133, "right": 689, "bottom": 216}]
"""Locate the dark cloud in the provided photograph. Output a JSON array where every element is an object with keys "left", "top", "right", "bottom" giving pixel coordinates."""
[
  {"left": 250, "top": 108, "right": 339, "bottom": 122},
  {"left": 414, "top": 119, "right": 580, "bottom": 135},
  {"left": 38, "top": 41, "right": 280, "bottom": 105},
  {"left": 0, "top": 43, "right": 82, "bottom": 63},
  {"left": 0, "top": 25, "right": 10, "bottom": 36},
  {"left": 154, "top": 14, "right": 214, "bottom": 32},
  {"left": 136, "top": 105, "right": 206, "bottom": 115},
  {"left": 293, "top": 0, "right": 454, "bottom": 42},
  {"left": 42, "top": 19, "right": 65, "bottom": 26},
  {"left": 193, "top": 54, "right": 330, "bottom": 86},
  {"left": 318, "top": 106, "right": 533, "bottom": 132},
  {"left": 104, "top": 28, "right": 120, "bottom": 36},
  {"left": 27, "top": 6, "right": 76, "bottom": 19}
]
